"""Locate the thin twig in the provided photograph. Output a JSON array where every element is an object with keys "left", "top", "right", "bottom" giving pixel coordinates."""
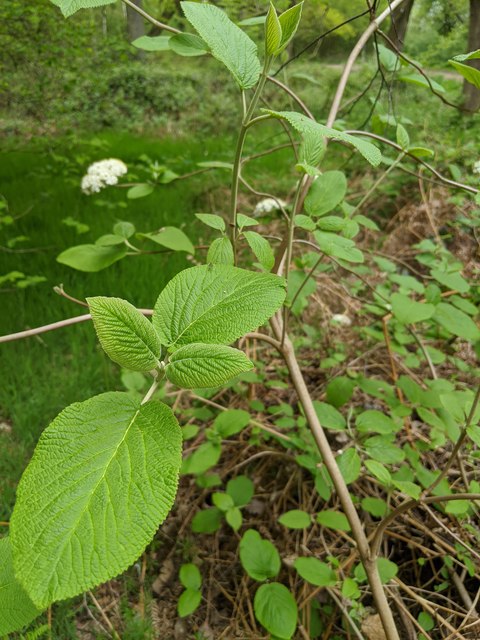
[{"left": 121, "top": 0, "right": 180, "bottom": 34}]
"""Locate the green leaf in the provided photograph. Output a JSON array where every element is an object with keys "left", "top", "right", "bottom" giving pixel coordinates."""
[
  {"left": 365, "top": 460, "right": 392, "bottom": 486},
  {"left": 376, "top": 43, "right": 400, "bottom": 72},
  {"left": 239, "top": 529, "right": 280, "bottom": 581},
  {"left": 314, "top": 231, "right": 364, "bottom": 263},
  {"left": 316, "top": 510, "right": 351, "bottom": 532},
  {"left": 418, "top": 611, "right": 435, "bottom": 632},
  {"left": 393, "top": 480, "right": 421, "bottom": 500},
  {"left": 191, "top": 507, "right": 222, "bottom": 534},
  {"left": 449, "top": 59, "right": 480, "bottom": 89},
  {"left": 132, "top": 35, "right": 171, "bottom": 51},
  {"left": 408, "top": 146, "right": 434, "bottom": 159},
  {"left": 326, "top": 376, "right": 355, "bottom": 407},
  {"left": 0, "top": 537, "right": 42, "bottom": 635},
  {"left": 226, "top": 476, "right": 254, "bottom": 507},
  {"left": 341, "top": 577, "right": 361, "bottom": 600},
  {"left": 182, "top": 442, "right": 221, "bottom": 475},
  {"left": 294, "top": 214, "right": 316, "bottom": 231},
  {"left": 361, "top": 497, "right": 388, "bottom": 518},
  {"left": 226, "top": 506, "right": 242, "bottom": 530},
  {"left": 169, "top": 33, "right": 208, "bottom": 57},
  {"left": 277, "top": 2, "right": 303, "bottom": 53},
  {"left": 278, "top": 510, "right": 311, "bottom": 529},
  {"left": 396, "top": 124, "right": 410, "bottom": 150},
  {"left": 304, "top": 171, "right": 347, "bottom": 217},
  {"left": 213, "top": 409, "right": 251, "bottom": 438},
  {"left": 337, "top": 448, "right": 361, "bottom": 484},
  {"left": 313, "top": 401, "right": 346, "bottom": 430},
  {"left": 96, "top": 234, "right": 125, "bottom": 247},
  {"left": 143, "top": 227, "right": 194, "bottom": 254},
  {"left": 243, "top": 231, "right": 275, "bottom": 271},
  {"left": 430, "top": 269, "right": 470, "bottom": 293},
  {"left": 11, "top": 393, "right": 182, "bottom": 608},
  {"left": 452, "top": 49, "right": 480, "bottom": 62},
  {"left": 87, "top": 296, "right": 161, "bottom": 371},
  {"left": 179, "top": 564, "right": 202, "bottom": 590},
  {"left": 153, "top": 265, "right": 286, "bottom": 349},
  {"left": 254, "top": 583, "right": 298, "bottom": 639},
  {"left": 399, "top": 73, "right": 446, "bottom": 93},
  {"left": 57, "top": 244, "right": 127, "bottom": 272},
  {"left": 316, "top": 216, "right": 347, "bottom": 232},
  {"left": 181, "top": 2, "right": 261, "bottom": 89},
  {"left": 433, "top": 303, "right": 480, "bottom": 341},
  {"left": 177, "top": 588, "right": 201, "bottom": 617},
  {"left": 391, "top": 293, "right": 435, "bottom": 324},
  {"left": 354, "top": 558, "right": 398, "bottom": 584},
  {"left": 356, "top": 410, "right": 397, "bottom": 435},
  {"left": 445, "top": 499, "right": 471, "bottom": 516},
  {"left": 195, "top": 213, "right": 226, "bottom": 232},
  {"left": 212, "top": 492, "right": 235, "bottom": 512},
  {"left": 113, "top": 221, "right": 135, "bottom": 238},
  {"left": 207, "top": 236, "right": 234, "bottom": 265},
  {"left": 50, "top": 0, "right": 116, "bottom": 17},
  {"left": 265, "top": 3, "right": 282, "bottom": 55},
  {"left": 365, "top": 436, "right": 405, "bottom": 464},
  {"left": 165, "top": 343, "right": 253, "bottom": 389},
  {"left": 127, "top": 184, "right": 154, "bottom": 199},
  {"left": 294, "top": 557, "right": 337, "bottom": 587},
  {"left": 263, "top": 110, "right": 382, "bottom": 167},
  {"left": 237, "top": 213, "right": 258, "bottom": 228}
]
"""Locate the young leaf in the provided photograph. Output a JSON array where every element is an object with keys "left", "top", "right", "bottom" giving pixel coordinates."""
[
  {"left": 263, "top": 110, "right": 382, "bottom": 167},
  {"left": 365, "top": 460, "right": 392, "bottom": 485},
  {"left": 50, "top": 0, "right": 116, "bottom": 18},
  {"left": 314, "top": 231, "right": 364, "bottom": 263},
  {"left": 142, "top": 227, "right": 194, "bottom": 254},
  {"left": 179, "top": 564, "right": 202, "bottom": 590},
  {"left": 191, "top": 507, "right": 222, "bottom": 534},
  {"left": 265, "top": 3, "right": 282, "bottom": 55},
  {"left": 165, "top": 343, "right": 253, "bottom": 388},
  {"left": 365, "top": 436, "right": 405, "bottom": 464},
  {"left": 57, "top": 244, "right": 127, "bottom": 272},
  {"left": 153, "top": 265, "right": 286, "bottom": 348},
  {"left": 433, "top": 303, "right": 480, "bottom": 342},
  {"left": 239, "top": 529, "right": 280, "bottom": 581},
  {"left": 195, "top": 213, "right": 226, "bottom": 232},
  {"left": 11, "top": 393, "right": 182, "bottom": 608},
  {"left": 0, "top": 537, "right": 42, "bottom": 636},
  {"left": 304, "top": 171, "right": 347, "bottom": 217},
  {"left": 254, "top": 583, "right": 298, "bottom": 640},
  {"left": 449, "top": 58, "right": 480, "bottom": 89},
  {"left": 177, "top": 589, "right": 202, "bottom": 617},
  {"left": 169, "top": 33, "right": 208, "bottom": 57},
  {"left": 243, "top": 231, "right": 275, "bottom": 271},
  {"left": 132, "top": 35, "right": 171, "bottom": 51},
  {"left": 316, "top": 510, "right": 351, "bottom": 532},
  {"left": 396, "top": 124, "right": 410, "bottom": 150},
  {"left": 294, "top": 557, "right": 337, "bottom": 587},
  {"left": 87, "top": 296, "right": 161, "bottom": 371},
  {"left": 127, "top": 184, "right": 154, "bottom": 199},
  {"left": 337, "top": 448, "right": 361, "bottom": 484},
  {"left": 182, "top": 442, "right": 221, "bottom": 475},
  {"left": 226, "top": 475, "right": 254, "bottom": 507},
  {"left": 226, "top": 506, "right": 242, "bottom": 531},
  {"left": 277, "top": 2, "right": 303, "bottom": 52},
  {"left": 361, "top": 497, "right": 388, "bottom": 518},
  {"left": 356, "top": 410, "right": 397, "bottom": 435},
  {"left": 207, "top": 236, "right": 234, "bottom": 265},
  {"left": 212, "top": 492, "right": 235, "bottom": 512},
  {"left": 278, "top": 510, "right": 311, "bottom": 529},
  {"left": 113, "top": 221, "right": 135, "bottom": 238},
  {"left": 213, "top": 409, "right": 251, "bottom": 438},
  {"left": 181, "top": 2, "right": 261, "bottom": 89},
  {"left": 313, "top": 401, "right": 346, "bottom": 430},
  {"left": 354, "top": 558, "right": 398, "bottom": 584},
  {"left": 391, "top": 293, "right": 435, "bottom": 324}
]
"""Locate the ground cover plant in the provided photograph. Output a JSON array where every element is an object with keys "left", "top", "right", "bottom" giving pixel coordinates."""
[{"left": 1, "top": 1, "right": 480, "bottom": 639}]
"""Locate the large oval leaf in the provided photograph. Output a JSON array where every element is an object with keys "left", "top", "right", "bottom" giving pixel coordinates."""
[
  {"left": 0, "top": 537, "right": 42, "bottom": 635},
  {"left": 152, "top": 264, "right": 286, "bottom": 348},
  {"left": 181, "top": 2, "right": 261, "bottom": 89},
  {"left": 11, "top": 392, "right": 182, "bottom": 608},
  {"left": 57, "top": 243, "right": 127, "bottom": 272},
  {"left": 165, "top": 343, "right": 253, "bottom": 388},
  {"left": 254, "top": 583, "right": 298, "bottom": 639}
]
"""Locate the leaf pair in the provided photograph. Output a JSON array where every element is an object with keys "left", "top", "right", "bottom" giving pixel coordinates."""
[{"left": 265, "top": 2, "right": 303, "bottom": 57}]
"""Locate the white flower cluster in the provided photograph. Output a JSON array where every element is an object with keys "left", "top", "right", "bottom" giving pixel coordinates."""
[
  {"left": 81, "top": 159, "right": 128, "bottom": 195},
  {"left": 253, "top": 197, "right": 287, "bottom": 216},
  {"left": 473, "top": 160, "right": 480, "bottom": 176}
]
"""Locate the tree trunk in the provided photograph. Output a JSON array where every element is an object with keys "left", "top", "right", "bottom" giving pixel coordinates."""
[
  {"left": 464, "top": 0, "right": 480, "bottom": 112},
  {"left": 387, "top": 0, "right": 415, "bottom": 51},
  {"left": 126, "top": 0, "right": 145, "bottom": 58}
]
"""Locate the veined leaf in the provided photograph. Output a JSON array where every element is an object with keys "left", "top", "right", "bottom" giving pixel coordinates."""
[
  {"left": 243, "top": 231, "right": 274, "bottom": 271},
  {"left": 263, "top": 110, "right": 382, "bottom": 166},
  {"left": 277, "top": 2, "right": 303, "bottom": 52},
  {"left": 0, "top": 537, "right": 42, "bottom": 635},
  {"left": 169, "top": 33, "right": 208, "bottom": 57},
  {"left": 181, "top": 2, "right": 261, "bottom": 89},
  {"left": 391, "top": 293, "right": 435, "bottom": 324},
  {"left": 239, "top": 529, "right": 280, "bottom": 581},
  {"left": 207, "top": 236, "right": 234, "bottom": 265},
  {"left": 165, "top": 343, "right": 253, "bottom": 388},
  {"left": 265, "top": 3, "right": 282, "bottom": 55},
  {"left": 304, "top": 171, "right": 347, "bottom": 217},
  {"left": 50, "top": 0, "right": 116, "bottom": 18},
  {"left": 152, "top": 264, "right": 286, "bottom": 348},
  {"left": 294, "top": 557, "right": 336, "bottom": 587},
  {"left": 195, "top": 213, "right": 226, "bottom": 232},
  {"left": 254, "top": 583, "right": 297, "bottom": 640},
  {"left": 11, "top": 393, "right": 182, "bottom": 607},
  {"left": 449, "top": 60, "right": 480, "bottom": 89},
  {"left": 87, "top": 296, "right": 162, "bottom": 371}
]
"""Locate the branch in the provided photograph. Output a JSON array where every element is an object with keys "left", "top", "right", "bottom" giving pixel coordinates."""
[{"left": 121, "top": 0, "right": 181, "bottom": 34}]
